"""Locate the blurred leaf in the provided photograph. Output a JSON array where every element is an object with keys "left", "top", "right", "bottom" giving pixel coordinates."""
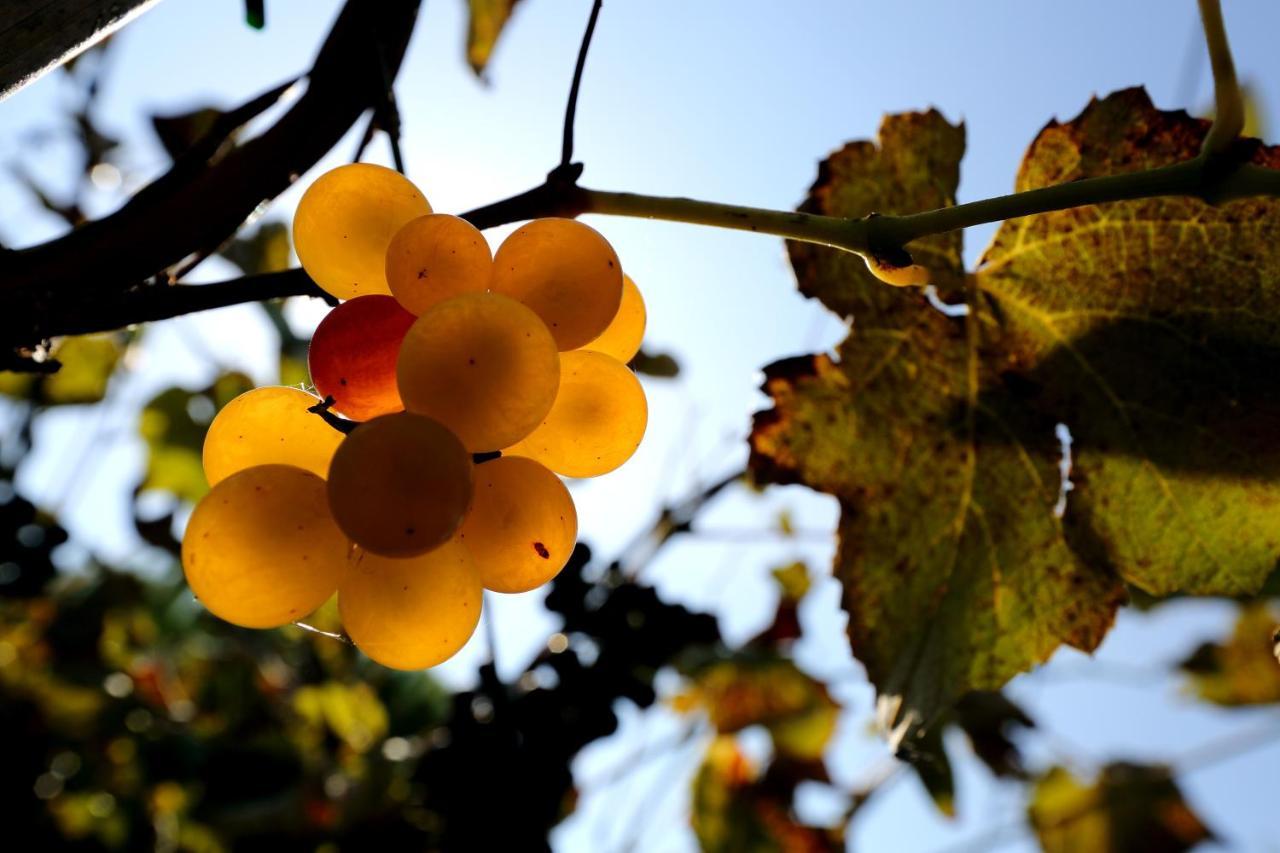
[
  {"left": 245, "top": 0, "right": 266, "bottom": 30},
  {"left": 151, "top": 106, "right": 226, "bottom": 160},
  {"left": 770, "top": 562, "right": 810, "bottom": 603},
  {"left": 630, "top": 348, "right": 680, "bottom": 378},
  {"left": 1181, "top": 602, "right": 1280, "bottom": 706},
  {"left": 137, "top": 373, "right": 254, "bottom": 503},
  {"left": 293, "top": 682, "right": 389, "bottom": 754},
  {"left": 219, "top": 221, "right": 291, "bottom": 277},
  {"left": 899, "top": 724, "right": 955, "bottom": 818},
  {"left": 675, "top": 657, "right": 838, "bottom": 761},
  {"left": 951, "top": 690, "right": 1034, "bottom": 779},
  {"left": 41, "top": 337, "right": 123, "bottom": 404},
  {"left": 466, "top": 0, "right": 524, "bottom": 75},
  {"left": 691, "top": 737, "right": 842, "bottom": 853},
  {"left": 0, "top": 336, "right": 124, "bottom": 406},
  {"left": 1029, "top": 763, "right": 1212, "bottom": 853}
]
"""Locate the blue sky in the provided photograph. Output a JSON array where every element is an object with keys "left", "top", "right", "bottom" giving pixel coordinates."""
[{"left": 3, "top": 1, "right": 1280, "bottom": 850}]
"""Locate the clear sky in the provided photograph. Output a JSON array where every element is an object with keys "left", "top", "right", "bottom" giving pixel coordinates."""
[{"left": 2, "top": 1, "right": 1279, "bottom": 850}]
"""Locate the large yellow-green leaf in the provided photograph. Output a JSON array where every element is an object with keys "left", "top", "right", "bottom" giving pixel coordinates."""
[
  {"left": 138, "top": 373, "right": 253, "bottom": 503},
  {"left": 975, "top": 88, "right": 1280, "bottom": 596},
  {"left": 753, "top": 110, "right": 1123, "bottom": 744},
  {"left": 1180, "top": 602, "right": 1280, "bottom": 706},
  {"left": 465, "top": 0, "right": 523, "bottom": 75},
  {"left": 751, "top": 90, "right": 1280, "bottom": 741},
  {"left": 1029, "top": 764, "right": 1211, "bottom": 853}
]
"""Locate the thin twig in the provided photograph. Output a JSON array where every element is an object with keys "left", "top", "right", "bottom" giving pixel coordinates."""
[
  {"left": 1197, "top": 0, "right": 1243, "bottom": 154},
  {"left": 372, "top": 33, "right": 406, "bottom": 173},
  {"left": 560, "top": 0, "right": 603, "bottom": 169}
]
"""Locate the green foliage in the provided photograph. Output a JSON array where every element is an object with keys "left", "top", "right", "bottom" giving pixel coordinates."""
[
  {"left": 466, "top": 0, "right": 524, "bottom": 75},
  {"left": 751, "top": 87, "right": 1280, "bottom": 740},
  {"left": 138, "top": 373, "right": 254, "bottom": 505},
  {"left": 1029, "top": 763, "right": 1212, "bottom": 853},
  {"left": 0, "top": 335, "right": 124, "bottom": 406},
  {"left": 1181, "top": 602, "right": 1280, "bottom": 706},
  {"left": 691, "top": 738, "right": 843, "bottom": 853}
]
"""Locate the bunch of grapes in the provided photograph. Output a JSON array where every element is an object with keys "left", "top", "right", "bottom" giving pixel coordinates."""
[{"left": 181, "top": 163, "right": 649, "bottom": 670}]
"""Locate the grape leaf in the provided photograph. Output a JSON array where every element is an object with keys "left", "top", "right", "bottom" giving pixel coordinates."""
[
  {"left": 752, "top": 110, "right": 1124, "bottom": 745},
  {"left": 691, "top": 737, "right": 843, "bottom": 853},
  {"left": 673, "top": 655, "right": 839, "bottom": 761},
  {"left": 465, "top": 0, "right": 524, "bottom": 75},
  {"left": 0, "top": 335, "right": 123, "bottom": 406},
  {"left": 1180, "top": 602, "right": 1280, "bottom": 706},
  {"left": 751, "top": 89, "right": 1280, "bottom": 742},
  {"left": 1029, "top": 763, "right": 1212, "bottom": 853}
]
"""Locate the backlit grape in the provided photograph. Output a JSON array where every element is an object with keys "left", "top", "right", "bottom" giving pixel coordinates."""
[
  {"left": 490, "top": 218, "right": 623, "bottom": 350},
  {"left": 203, "top": 386, "right": 342, "bottom": 486},
  {"left": 579, "top": 273, "right": 645, "bottom": 363},
  {"left": 459, "top": 456, "right": 577, "bottom": 593},
  {"left": 397, "top": 293, "right": 560, "bottom": 452},
  {"left": 385, "top": 214, "right": 492, "bottom": 316},
  {"left": 339, "top": 539, "right": 482, "bottom": 670},
  {"left": 308, "top": 295, "right": 415, "bottom": 420},
  {"left": 182, "top": 465, "right": 348, "bottom": 628},
  {"left": 293, "top": 163, "right": 431, "bottom": 301},
  {"left": 326, "top": 412, "right": 473, "bottom": 557},
  {"left": 504, "top": 350, "right": 646, "bottom": 477}
]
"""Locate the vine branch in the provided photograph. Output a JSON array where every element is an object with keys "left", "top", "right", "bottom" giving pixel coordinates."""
[{"left": 560, "top": 0, "right": 603, "bottom": 171}]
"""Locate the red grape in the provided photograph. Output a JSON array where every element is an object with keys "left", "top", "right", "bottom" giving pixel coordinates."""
[{"left": 308, "top": 295, "right": 416, "bottom": 421}]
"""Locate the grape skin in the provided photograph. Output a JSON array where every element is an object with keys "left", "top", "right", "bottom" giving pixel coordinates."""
[
  {"left": 182, "top": 465, "right": 348, "bottom": 629},
  {"left": 339, "top": 540, "right": 482, "bottom": 670},
  {"left": 385, "top": 214, "right": 492, "bottom": 316},
  {"left": 579, "top": 273, "right": 646, "bottom": 363},
  {"left": 308, "top": 295, "right": 415, "bottom": 421},
  {"left": 203, "top": 386, "right": 342, "bottom": 486},
  {"left": 326, "top": 412, "right": 474, "bottom": 557},
  {"left": 293, "top": 163, "right": 431, "bottom": 301},
  {"left": 504, "top": 350, "right": 647, "bottom": 478},
  {"left": 459, "top": 456, "right": 578, "bottom": 593},
  {"left": 490, "top": 218, "right": 623, "bottom": 351},
  {"left": 397, "top": 293, "right": 560, "bottom": 452}
]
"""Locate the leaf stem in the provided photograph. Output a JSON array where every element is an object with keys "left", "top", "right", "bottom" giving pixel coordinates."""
[{"left": 1197, "top": 0, "right": 1243, "bottom": 154}]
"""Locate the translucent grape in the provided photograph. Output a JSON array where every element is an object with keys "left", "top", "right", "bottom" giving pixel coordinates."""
[
  {"left": 385, "top": 214, "right": 492, "bottom": 316},
  {"left": 490, "top": 218, "right": 623, "bottom": 350},
  {"left": 339, "top": 539, "right": 481, "bottom": 670},
  {"left": 397, "top": 293, "right": 560, "bottom": 452},
  {"left": 326, "top": 412, "right": 473, "bottom": 557},
  {"left": 293, "top": 163, "right": 431, "bottom": 301},
  {"left": 459, "top": 456, "right": 578, "bottom": 593},
  {"left": 203, "top": 386, "right": 342, "bottom": 486},
  {"left": 504, "top": 350, "right": 647, "bottom": 478},
  {"left": 308, "top": 295, "right": 415, "bottom": 421},
  {"left": 579, "top": 274, "right": 646, "bottom": 363},
  {"left": 182, "top": 465, "right": 347, "bottom": 628}
]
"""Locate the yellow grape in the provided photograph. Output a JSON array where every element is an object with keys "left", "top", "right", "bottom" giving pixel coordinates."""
[
  {"left": 339, "top": 540, "right": 482, "bottom": 670},
  {"left": 326, "top": 412, "right": 473, "bottom": 557},
  {"left": 182, "top": 465, "right": 348, "bottom": 628},
  {"left": 579, "top": 274, "right": 646, "bottom": 363},
  {"left": 459, "top": 456, "right": 577, "bottom": 593},
  {"left": 202, "top": 386, "right": 342, "bottom": 486},
  {"left": 385, "top": 214, "right": 492, "bottom": 316},
  {"left": 490, "top": 218, "right": 623, "bottom": 350},
  {"left": 397, "top": 293, "right": 560, "bottom": 452},
  {"left": 293, "top": 163, "right": 431, "bottom": 301},
  {"left": 505, "top": 350, "right": 647, "bottom": 478}
]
